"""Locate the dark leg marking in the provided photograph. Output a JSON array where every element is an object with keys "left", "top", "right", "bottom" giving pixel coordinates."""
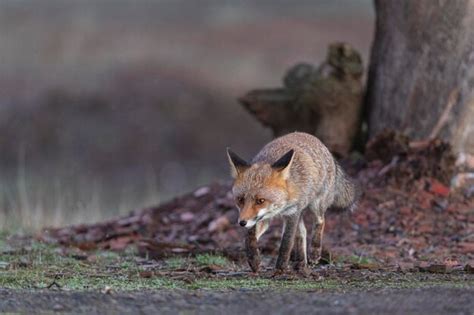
[
  {"left": 275, "top": 214, "right": 300, "bottom": 272},
  {"left": 245, "top": 226, "right": 260, "bottom": 272}
]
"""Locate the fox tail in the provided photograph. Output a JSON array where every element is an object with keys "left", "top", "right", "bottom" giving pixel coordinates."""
[{"left": 331, "top": 162, "right": 359, "bottom": 212}]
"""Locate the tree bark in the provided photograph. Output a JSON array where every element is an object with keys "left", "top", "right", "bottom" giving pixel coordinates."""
[{"left": 366, "top": 0, "right": 474, "bottom": 156}]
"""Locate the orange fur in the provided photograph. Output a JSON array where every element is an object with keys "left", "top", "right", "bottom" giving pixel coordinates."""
[
  {"left": 266, "top": 171, "right": 287, "bottom": 189},
  {"left": 266, "top": 170, "right": 299, "bottom": 201},
  {"left": 239, "top": 203, "right": 265, "bottom": 221}
]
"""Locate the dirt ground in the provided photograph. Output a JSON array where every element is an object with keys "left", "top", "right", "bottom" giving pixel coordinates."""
[
  {"left": 1, "top": 132, "right": 472, "bottom": 314},
  {"left": 2, "top": 228, "right": 474, "bottom": 314},
  {"left": 1, "top": 287, "right": 474, "bottom": 315},
  {"left": 2, "top": 231, "right": 474, "bottom": 314}
]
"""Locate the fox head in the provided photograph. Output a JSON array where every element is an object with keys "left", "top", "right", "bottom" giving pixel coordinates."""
[{"left": 226, "top": 148, "right": 296, "bottom": 228}]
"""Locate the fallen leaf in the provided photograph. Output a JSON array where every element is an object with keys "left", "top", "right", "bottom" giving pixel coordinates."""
[
  {"left": 208, "top": 216, "right": 230, "bottom": 233},
  {"left": 77, "top": 242, "right": 98, "bottom": 251},
  {"left": 108, "top": 236, "right": 135, "bottom": 251},
  {"left": 350, "top": 263, "right": 380, "bottom": 270},
  {"left": 139, "top": 271, "right": 154, "bottom": 278},
  {"left": 180, "top": 212, "right": 195, "bottom": 222},
  {"left": 419, "top": 264, "right": 449, "bottom": 273},
  {"left": 457, "top": 242, "right": 474, "bottom": 254},
  {"left": 429, "top": 179, "right": 450, "bottom": 197}
]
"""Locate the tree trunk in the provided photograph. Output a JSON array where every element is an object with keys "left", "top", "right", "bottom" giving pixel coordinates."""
[{"left": 366, "top": 0, "right": 474, "bottom": 156}]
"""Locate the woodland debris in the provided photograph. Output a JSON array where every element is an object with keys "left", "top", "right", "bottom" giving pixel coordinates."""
[
  {"left": 38, "top": 131, "right": 473, "bottom": 268},
  {"left": 418, "top": 264, "right": 450, "bottom": 274},
  {"left": 365, "top": 129, "right": 456, "bottom": 186},
  {"left": 465, "top": 264, "right": 474, "bottom": 274}
]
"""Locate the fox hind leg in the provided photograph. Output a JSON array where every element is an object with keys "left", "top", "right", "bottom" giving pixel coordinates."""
[
  {"left": 293, "top": 217, "right": 308, "bottom": 272},
  {"left": 309, "top": 215, "right": 325, "bottom": 266}
]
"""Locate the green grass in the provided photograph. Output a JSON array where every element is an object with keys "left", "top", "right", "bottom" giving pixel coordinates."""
[
  {"left": 195, "top": 254, "right": 230, "bottom": 267},
  {"left": 1, "top": 236, "right": 473, "bottom": 291},
  {"left": 0, "top": 239, "right": 151, "bottom": 290},
  {"left": 335, "top": 254, "right": 376, "bottom": 266},
  {"left": 164, "top": 256, "right": 187, "bottom": 269},
  {"left": 0, "top": 234, "right": 8, "bottom": 252},
  {"left": 187, "top": 278, "right": 340, "bottom": 290}
]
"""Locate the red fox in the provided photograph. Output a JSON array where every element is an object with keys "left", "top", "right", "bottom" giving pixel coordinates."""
[{"left": 227, "top": 132, "right": 357, "bottom": 273}]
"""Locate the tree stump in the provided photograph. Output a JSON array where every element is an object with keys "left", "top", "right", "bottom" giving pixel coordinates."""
[{"left": 239, "top": 42, "right": 365, "bottom": 157}]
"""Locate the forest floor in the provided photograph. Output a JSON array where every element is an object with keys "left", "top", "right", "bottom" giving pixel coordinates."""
[
  {"left": 1, "top": 131, "right": 473, "bottom": 313},
  {"left": 0, "top": 235, "right": 473, "bottom": 314}
]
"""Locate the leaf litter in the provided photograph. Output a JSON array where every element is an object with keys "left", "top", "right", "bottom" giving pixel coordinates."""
[{"left": 37, "top": 130, "right": 473, "bottom": 276}]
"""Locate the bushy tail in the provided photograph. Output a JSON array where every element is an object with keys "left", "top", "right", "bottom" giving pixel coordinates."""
[{"left": 331, "top": 162, "right": 359, "bottom": 212}]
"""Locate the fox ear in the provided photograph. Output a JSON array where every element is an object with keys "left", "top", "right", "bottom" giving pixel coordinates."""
[
  {"left": 271, "top": 149, "right": 295, "bottom": 180},
  {"left": 226, "top": 148, "right": 250, "bottom": 178}
]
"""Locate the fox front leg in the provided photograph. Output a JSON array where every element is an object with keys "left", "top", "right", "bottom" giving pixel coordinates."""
[
  {"left": 293, "top": 217, "right": 308, "bottom": 272},
  {"left": 245, "top": 227, "right": 260, "bottom": 272},
  {"left": 245, "top": 220, "right": 269, "bottom": 272},
  {"left": 275, "top": 214, "right": 300, "bottom": 273}
]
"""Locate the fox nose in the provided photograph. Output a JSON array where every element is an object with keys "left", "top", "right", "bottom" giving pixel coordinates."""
[{"left": 239, "top": 220, "right": 247, "bottom": 227}]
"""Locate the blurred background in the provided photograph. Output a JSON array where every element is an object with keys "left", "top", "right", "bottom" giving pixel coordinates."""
[{"left": 0, "top": 0, "right": 373, "bottom": 231}]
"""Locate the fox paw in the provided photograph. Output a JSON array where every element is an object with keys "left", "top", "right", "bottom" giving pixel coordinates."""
[
  {"left": 308, "top": 256, "right": 321, "bottom": 267},
  {"left": 272, "top": 268, "right": 286, "bottom": 278},
  {"left": 248, "top": 257, "right": 260, "bottom": 273},
  {"left": 297, "top": 267, "right": 310, "bottom": 277},
  {"left": 293, "top": 261, "right": 309, "bottom": 274}
]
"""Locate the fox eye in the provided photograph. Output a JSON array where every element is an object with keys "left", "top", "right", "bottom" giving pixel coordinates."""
[
  {"left": 236, "top": 196, "right": 245, "bottom": 205},
  {"left": 255, "top": 198, "right": 265, "bottom": 205}
]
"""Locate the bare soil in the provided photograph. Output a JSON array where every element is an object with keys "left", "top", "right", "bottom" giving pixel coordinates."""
[{"left": 1, "top": 287, "right": 474, "bottom": 315}]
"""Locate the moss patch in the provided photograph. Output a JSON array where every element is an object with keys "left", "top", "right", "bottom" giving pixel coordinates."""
[{"left": 195, "top": 254, "right": 230, "bottom": 267}]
